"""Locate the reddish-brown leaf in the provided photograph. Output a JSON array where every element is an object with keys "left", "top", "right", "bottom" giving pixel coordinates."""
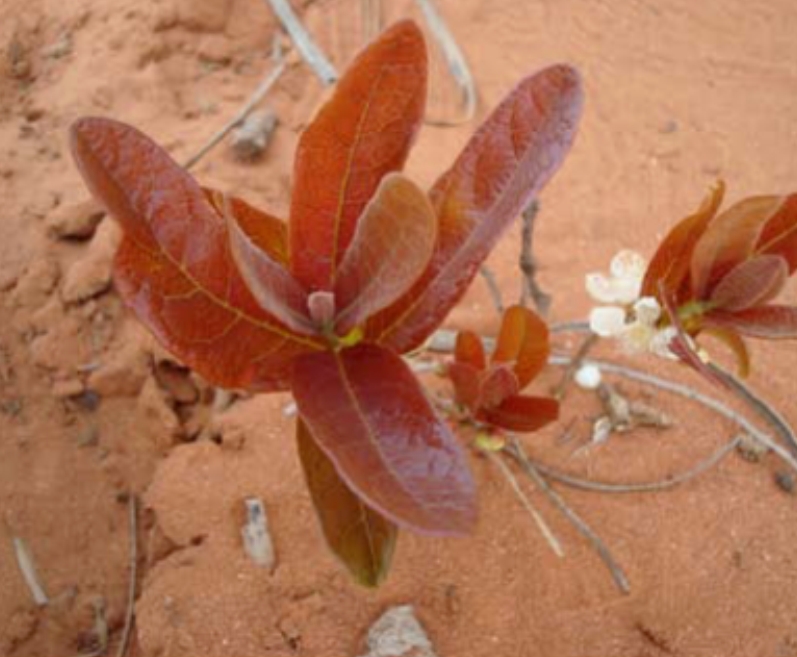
[
  {"left": 705, "top": 306, "right": 797, "bottom": 339},
  {"left": 296, "top": 419, "right": 397, "bottom": 587},
  {"left": 477, "top": 365, "right": 519, "bottom": 410},
  {"left": 71, "top": 117, "right": 322, "bottom": 391},
  {"left": 455, "top": 330, "right": 487, "bottom": 371},
  {"left": 225, "top": 196, "right": 314, "bottom": 335},
  {"left": 368, "top": 64, "right": 584, "bottom": 353},
  {"left": 491, "top": 305, "right": 549, "bottom": 388},
  {"left": 690, "top": 195, "right": 782, "bottom": 299},
  {"left": 333, "top": 174, "right": 436, "bottom": 334},
  {"left": 709, "top": 254, "right": 788, "bottom": 312},
  {"left": 289, "top": 20, "right": 427, "bottom": 291},
  {"left": 700, "top": 326, "right": 751, "bottom": 378},
  {"left": 659, "top": 282, "right": 728, "bottom": 387},
  {"left": 206, "top": 190, "right": 289, "bottom": 264},
  {"left": 754, "top": 194, "right": 797, "bottom": 272},
  {"left": 447, "top": 361, "right": 481, "bottom": 411},
  {"left": 640, "top": 181, "right": 724, "bottom": 300},
  {"left": 292, "top": 343, "right": 477, "bottom": 535},
  {"left": 478, "top": 394, "right": 559, "bottom": 433}
]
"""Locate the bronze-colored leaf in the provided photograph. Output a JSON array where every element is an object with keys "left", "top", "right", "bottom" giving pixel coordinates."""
[
  {"left": 709, "top": 254, "right": 788, "bottom": 312},
  {"left": 334, "top": 173, "right": 437, "bottom": 334},
  {"left": 289, "top": 20, "right": 427, "bottom": 291},
  {"left": 690, "top": 195, "right": 782, "bottom": 298},
  {"left": 296, "top": 419, "right": 397, "bottom": 587}
]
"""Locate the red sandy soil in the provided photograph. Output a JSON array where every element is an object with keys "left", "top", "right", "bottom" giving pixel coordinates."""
[{"left": 2, "top": 0, "right": 797, "bottom": 655}]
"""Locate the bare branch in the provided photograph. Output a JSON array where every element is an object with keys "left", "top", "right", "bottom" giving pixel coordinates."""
[
  {"left": 264, "top": 0, "right": 337, "bottom": 85},
  {"left": 505, "top": 438, "right": 631, "bottom": 594},
  {"left": 518, "top": 201, "right": 551, "bottom": 315},
  {"left": 182, "top": 60, "right": 286, "bottom": 171}
]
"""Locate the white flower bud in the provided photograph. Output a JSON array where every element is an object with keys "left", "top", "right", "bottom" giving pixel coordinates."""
[
  {"left": 633, "top": 296, "right": 662, "bottom": 326},
  {"left": 575, "top": 364, "right": 602, "bottom": 390}
]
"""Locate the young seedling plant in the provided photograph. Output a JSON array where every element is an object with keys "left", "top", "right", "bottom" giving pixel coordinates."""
[
  {"left": 70, "top": 14, "right": 797, "bottom": 592},
  {"left": 70, "top": 21, "right": 583, "bottom": 586}
]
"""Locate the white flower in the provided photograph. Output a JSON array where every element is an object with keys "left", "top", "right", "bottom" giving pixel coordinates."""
[
  {"left": 586, "top": 250, "right": 646, "bottom": 305},
  {"left": 586, "top": 249, "right": 679, "bottom": 361},
  {"left": 589, "top": 306, "right": 626, "bottom": 337}
]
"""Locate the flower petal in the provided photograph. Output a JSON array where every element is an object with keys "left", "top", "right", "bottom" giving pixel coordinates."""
[{"left": 589, "top": 306, "right": 627, "bottom": 337}]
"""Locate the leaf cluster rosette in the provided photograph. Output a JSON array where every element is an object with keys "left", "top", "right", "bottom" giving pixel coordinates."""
[
  {"left": 448, "top": 306, "right": 559, "bottom": 432},
  {"left": 640, "top": 182, "right": 797, "bottom": 378},
  {"left": 69, "top": 21, "right": 583, "bottom": 585}
]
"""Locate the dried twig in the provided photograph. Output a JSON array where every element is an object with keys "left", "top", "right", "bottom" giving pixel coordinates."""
[
  {"left": 11, "top": 535, "right": 48, "bottom": 606},
  {"left": 182, "top": 60, "right": 287, "bottom": 171},
  {"left": 116, "top": 495, "right": 138, "bottom": 657},
  {"left": 518, "top": 201, "right": 551, "bottom": 314},
  {"left": 708, "top": 363, "right": 797, "bottom": 456},
  {"left": 478, "top": 265, "right": 504, "bottom": 316},
  {"left": 482, "top": 449, "right": 564, "bottom": 558},
  {"left": 552, "top": 333, "right": 598, "bottom": 400},
  {"left": 529, "top": 435, "right": 741, "bottom": 494},
  {"left": 548, "top": 321, "right": 797, "bottom": 460},
  {"left": 412, "top": 0, "right": 477, "bottom": 126},
  {"left": 264, "top": 0, "right": 337, "bottom": 85},
  {"left": 549, "top": 356, "right": 797, "bottom": 477},
  {"left": 505, "top": 438, "right": 631, "bottom": 594}
]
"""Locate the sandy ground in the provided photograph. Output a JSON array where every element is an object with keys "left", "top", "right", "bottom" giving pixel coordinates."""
[{"left": 2, "top": 0, "right": 797, "bottom": 655}]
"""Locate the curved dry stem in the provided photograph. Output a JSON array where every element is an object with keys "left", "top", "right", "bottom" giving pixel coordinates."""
[
  {"left": 505, "top": 438, "right": 631, "bottom": 595},
  {"left": 550, "top": 355, "right": 797, "bottom": 477},
  {"left": 707, "top": 362, "right": 797, "bottom": 456},
  {"left": 519, "top": 435, "right": 741, "bottom": 494}
]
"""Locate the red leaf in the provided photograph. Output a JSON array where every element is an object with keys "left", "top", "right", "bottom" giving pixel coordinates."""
[
  {"left": 71, "top": 117, "right": 322, "bottom": 390},
  {"left": 368, "top": 64, "right": 584, "bottom": 352},
  {"left": 292, "top": 344, "right": 477, "bottom": 535},
  {"left": 709, "top": 254, "right": 788, "bottom": 312},
  {"left": 477, "top": 365, "right": 519, "bottom": 410},
  {"left": 455, "top": 330, "right": 487, "bottom": 371},
  {"left": 755, "top": 194, "right": 797, "bottom": 272},
  {"left": 224, "top": 195, "right": 314, "bottom": 335},
  {"left": 289, "top": 20, "right": 427, "bottom": 291},
  {"left": 478, "top": 394, "right": 559, "bottom": 433},
  {"left": 705, "top": 305, "right": 797, "bottom": 339},
  {"left": 296, "top": 419, "right": 397, "bottom": 587},
  {"left": 491, "top": 305, "right": 549, "bottom": 388},
  {"left": 640, "top": 181, "right": 724, "bottom": 300},
  {"left": 690, "top": 195, "right": 782, "bottom": 299},
  {"left": 333, "top": 174, "right": 437, "bottom": 334},
  {"left": 447, "top": 361, "right": 481, "bottom": 411},
  {"left": 208, "top": 190, "right": 289, "bottom": 264},
  {"left": 659, "top": 282, "right": 728, "bottom": 387}
]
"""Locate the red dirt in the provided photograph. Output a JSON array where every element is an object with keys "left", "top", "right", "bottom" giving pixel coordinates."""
[{"left": 2, "top": 1, "right": 797, "bottom": 655}]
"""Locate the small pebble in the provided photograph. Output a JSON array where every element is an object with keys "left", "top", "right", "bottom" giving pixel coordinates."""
[
  {"left": 775, "top": 471, "right": 795, "bottom": 494},
  {"left": 231, "top": 109, "right": 277, "bottom": 162}
]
